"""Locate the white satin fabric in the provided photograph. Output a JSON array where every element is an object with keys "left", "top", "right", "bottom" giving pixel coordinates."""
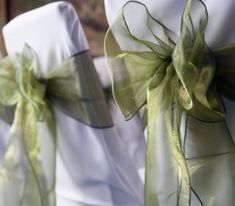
[
  {"left": 104, "top": 0, "right": 235, "bottom": 142},
  {"left": 2, "top": 2, "right": 144, "bottom": 206}
]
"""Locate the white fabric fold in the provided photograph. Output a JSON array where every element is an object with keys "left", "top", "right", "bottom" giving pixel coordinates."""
[
  {"left": 2, "top": 1, "right": 144, "bottom": 206},
  {"left": 93, "top": 56, "right": 146, "bottom": 183}
]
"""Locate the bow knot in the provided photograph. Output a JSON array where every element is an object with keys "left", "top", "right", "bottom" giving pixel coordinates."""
[
  {"left": 106, "top": 0, "right": 224, "bottom": 122},
  {"left": 15, "top": 47, "right": 46, "bottom": 120},
  {"left": 0, "top": 46, "right": 47, "bottom": 120}
]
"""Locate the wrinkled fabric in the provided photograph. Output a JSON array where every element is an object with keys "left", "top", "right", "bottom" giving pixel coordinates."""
[
  {"left": 105, "top": 0, "right": 235, "bottom": 205},
  {"left": 94, "top": 56, "right": 146, "bottom": 182}
]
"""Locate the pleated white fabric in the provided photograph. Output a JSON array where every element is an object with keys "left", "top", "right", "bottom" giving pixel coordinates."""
[{"left": 2, "top": 1, "right": 144, "bottom": 205}]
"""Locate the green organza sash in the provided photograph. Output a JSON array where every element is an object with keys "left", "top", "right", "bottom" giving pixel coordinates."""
[
  {"left": 0, "top": 45, "right": 112, "bottom": 206},
  {"left": 105, "top": 0, "right": 235, "bottom": 205}
]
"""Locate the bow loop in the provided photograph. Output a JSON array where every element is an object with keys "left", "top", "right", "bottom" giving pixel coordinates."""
[
  {"left": 172, "top": 0, "right": 224, "bottom": 121},
  {"left": 121, "top": 1, "right": 175, "bottom": 57}
]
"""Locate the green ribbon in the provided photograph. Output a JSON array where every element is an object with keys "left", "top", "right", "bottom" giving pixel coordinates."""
[
  {"left": 0, "top": 45, "right": 112, "bottom": 206},
  {"left": 105, "top": 0, "right": 235, "bottom": 205}
]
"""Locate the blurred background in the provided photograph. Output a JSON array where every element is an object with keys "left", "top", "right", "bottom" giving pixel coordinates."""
[{"left": 0, "top": 0, "right": 108, "bottom": 57}]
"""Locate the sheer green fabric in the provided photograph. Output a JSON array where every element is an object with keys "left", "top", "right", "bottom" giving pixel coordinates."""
[
  {"left": 0, "top": 45, "right": 112, "bottom": 206},
  {"left": 105, "top": 0, "right": 235, "bottom": 205}
]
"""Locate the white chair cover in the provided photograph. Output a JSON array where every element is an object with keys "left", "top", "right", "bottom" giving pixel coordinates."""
[
  {"left": 104, "top": 0, "right": 235, "bottom": 205},
  {"left": 2, "top": 2, "right": 144, "bottom": 205}
]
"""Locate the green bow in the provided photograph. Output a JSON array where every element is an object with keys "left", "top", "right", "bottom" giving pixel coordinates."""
[
  {"left": 105, "top": 0, "right": 235, "bottom": 205},
  {"left": 0, "top": 45, "right": 112, "bottom": 206}
]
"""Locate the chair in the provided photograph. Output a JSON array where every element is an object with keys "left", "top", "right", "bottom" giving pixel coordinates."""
[
  {"left": 2, "top": 2, "right": 144, "bottom": 205},
  {"left": 104, "top": 0, "right": 235, "bottom": 205}
]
